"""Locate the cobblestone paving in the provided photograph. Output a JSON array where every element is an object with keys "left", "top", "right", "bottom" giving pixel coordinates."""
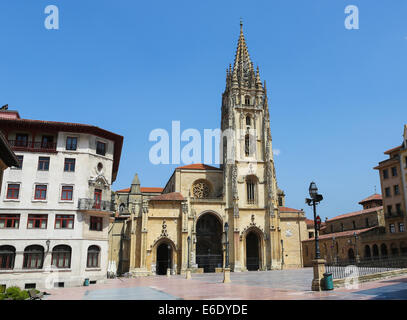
[{"left": 44, "top": 268, "right": 407, "bottom": 300}]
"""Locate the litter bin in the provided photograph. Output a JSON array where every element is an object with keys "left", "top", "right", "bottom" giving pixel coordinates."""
[
  {"left": 84, "top": 278, "right": 90, "bottom": 286},
  {"left": 323, "top": 273, "right": 333, "bottom": 290}
]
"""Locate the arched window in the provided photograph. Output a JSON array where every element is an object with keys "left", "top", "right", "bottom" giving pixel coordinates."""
[
  {"left": 246, "top": 116, "right": 251, "bottom": 126},
  {"left": 352, "top": 221, "right": 356, "bottom": 229},
  {"left": 246, "top": 176, "right": 257, "bottom": 204},
  {"left": 364, "top": 245, "right": 371, "bottom": 258},
  {"left": 380, "top": 243, "right": 388, "bottom": 258},
  {"left": 341, "top": 223, "right": 344, "bottom": 232},
  {"left": 400, "top": 242, "right": 407, "bottom": 255},
  {"left": 348, "top": 248, "right": 355, "bottom": 261},
  {"left": 52, "top": 245, "right": 72, "bottom": 268},
  {"left": 244, "top": 96, "right": 250, "bottom": 105},
  {"left": 372, "top": 244, "right": 379, "bottom": 258},
  {"left": 0, "top": 245, "right": 16, "bottom": 270},
  {"left": 23, "top": 245, "right": 44, "bottom": 269},
  {"left": 119, "top": 203, "right": 126, "bottom": 214},
  {"left": 245, "top": 134, "right": 250, "bottom": 157},
  {"left": 87, "top": 245, "right": 100, "bottom": 268},
  {"left": 192, "top": 180, "right": 211, "bottom": 199}
]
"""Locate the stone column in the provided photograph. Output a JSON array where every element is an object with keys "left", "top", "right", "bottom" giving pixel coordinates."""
[{"left": 311, "top": 258, "right": 326, "bottom": 291}]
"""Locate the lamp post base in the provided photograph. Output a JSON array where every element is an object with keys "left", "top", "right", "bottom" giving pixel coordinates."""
[
  {"left": 223, "top": 268, "right": 231, "bottom": 283},
  {"left": 311, "top": 259, "right": 326, "bottom": 291},
  {"left": 186, "top": 269, "right": 191, "bottom": 280}
]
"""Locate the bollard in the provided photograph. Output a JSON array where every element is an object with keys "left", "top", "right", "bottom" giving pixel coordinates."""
[
  {"left": 223, "top": 268, "right": 231, "bottom": 283},
  {"left": 186, "top": 269, "right": 191, "bottom": 280}
]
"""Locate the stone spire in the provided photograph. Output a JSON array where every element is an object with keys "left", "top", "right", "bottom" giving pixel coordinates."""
[
  {"left": 130, "top": 173, "right": 141, "bottom": 194},
  {"left": 231, "top": 21, "right": 257, "bottom": 89}
]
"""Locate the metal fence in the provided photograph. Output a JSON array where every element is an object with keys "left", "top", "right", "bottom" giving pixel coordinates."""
[
  {"left": 196, "top": 254, "right": 223, "bottom": 273},
  {"left": 325, "top": 256, "right": 407, "bottom": 279}
]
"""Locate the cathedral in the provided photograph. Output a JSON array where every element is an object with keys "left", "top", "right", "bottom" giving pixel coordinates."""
[{"left": 109, "top": 23, "right": 308, "bottom": 276}]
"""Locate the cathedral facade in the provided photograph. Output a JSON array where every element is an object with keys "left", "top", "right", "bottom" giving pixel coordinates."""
[{"left": 109, "top": 24, "right": 307, "bottom": 276}]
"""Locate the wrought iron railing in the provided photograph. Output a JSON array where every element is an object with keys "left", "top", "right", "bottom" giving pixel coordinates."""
[
  {"left": 8, "top": 140, "right": 57, "bottom": 152},
  {"left": 78, "top": 199, "right": 114, "bottom": 212},
  {"left": 325, "top": 256, "right": 407, "bottom": 279},
  {"left": 196, "top": 254, "right": 223, "bottom": 273},
  {"left": 385, "top": 211, "right": 404, "bottom": 219}
]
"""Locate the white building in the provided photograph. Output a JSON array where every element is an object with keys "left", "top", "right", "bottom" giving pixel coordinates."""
[{"left": 0, "top": 108, "right": 123, "bottom": 290}]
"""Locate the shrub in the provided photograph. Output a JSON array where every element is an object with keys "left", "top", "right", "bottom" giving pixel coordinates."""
[{"left": 4, "top": 286, "right": 29, "bottom": 300}]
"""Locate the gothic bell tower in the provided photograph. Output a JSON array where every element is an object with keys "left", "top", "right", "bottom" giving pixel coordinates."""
[{"left": 221, "top": 22, "right": 281, "bottom": 271}]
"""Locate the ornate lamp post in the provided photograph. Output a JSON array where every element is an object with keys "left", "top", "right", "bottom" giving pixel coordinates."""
[
  {"left": 186, "top": 236, "right": 192, "bottom": 279},
  {"left": 223, "top": 222, "right": 231, "bottom": 283},
  {"left": 353, "top": 232, "right": 360, "bottom": 263},
  {"left": 167, "top": 244, "right": 171, "bottom": 277},
  {"left": 305, "top": 182, "right": 325, "bottom": 291}
]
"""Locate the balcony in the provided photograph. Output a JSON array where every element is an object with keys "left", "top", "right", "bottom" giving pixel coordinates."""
[
  {"left": 78, "top": 198, "right": 114, "bottom": 212},
  {"left": 385, "top": 211, "right": 404, "bottom": 219},
  {"left": 8, "top": 140, "right": 57, "bottom": 153}
]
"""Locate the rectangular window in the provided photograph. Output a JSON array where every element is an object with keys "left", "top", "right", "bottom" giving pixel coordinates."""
[
  {"left": 396, "top": 203, "right": 402, "bottom": 214},
  {"left": 383, "top": 169, "right": 389, "bottom": 179},
  {"left": 6, "top": 184, "right": 20, "bottom": 199},
  {"left": 90, "top": 216, "right": 103, "bottom": 231},
  {"left": 15, "top": 134, "right": 28, "bottom": 147},
  {"left": 27, "top": 214, "right": 48, "bottom": 229},
  {"left": 385, "top": 187, "right": 391, "bottom": 197},
  {"left": 66, "top": 137, "right": 77, "bottom": 151},
  {"left": 391, "top": 167, "right": 398, "bottom": 177},
  {"left": 390, "top": 224, "right": 396, "bottom": 233},
  {"left": 394, "top": 185, "right": 400, "bottom": 195},
  {"left": 64, "top": 158, "right": 76, "bottom": 172},
  {"left": 96, "top": 141, "right": 106, "bottom": 156},
  {"left": 38, "top": 157, "right": 50, "bottom": 171},
  {"left": 93, "top": 189, "right": 102, "bottom": 209},
  {"left": 41, "top": 136, "right": 53, "bottom": 149},
  {"left": 55, "top": 215, "right": 74, "bottom": 229},
  {"left": 399, "top": 223, "right": 405, "bottom": 232},
  {"left": 34, "top": 185, "right": 47, "bottom": 200},
  {"left": 0, "top": 214, "right": 20, "bottom": 229},
  {"left": 61, "top": 186, "right": 73, "bottom": 201},
  {"left": 11, "top": 155, "right": 23, "bottom": 170}
]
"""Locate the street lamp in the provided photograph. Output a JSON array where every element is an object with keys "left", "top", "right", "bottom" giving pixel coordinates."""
[
  {"left": 224, "top": 222, "right": 229, "bottom": 268},
  {"left": 222, "top": 222, "right": 231, "bottom": 283},
  {"left": 187, "top": 236, "right": 191, "bottom": 269},
  {"left": 306, "top": 182, "right": 323, "bottom": 259},
  {"left": 167, "top": 244, "right": 171, "bottom": 275},
  {"left": 353, "top": 232, "right": 359, "bottom": 262},
  {"left": 332, "top": 236, "right": 336, "bottom": 263}
]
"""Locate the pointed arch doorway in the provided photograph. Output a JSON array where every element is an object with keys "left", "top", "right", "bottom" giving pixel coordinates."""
[
  {"left": 196, "top": 213, "right": 223, "bottom": 272},
  {"left": 246, "top": 231, "right": 261, "bottom": 271},
  {"left": 156, "top": 243, "right": 172, "bottom": 275}
]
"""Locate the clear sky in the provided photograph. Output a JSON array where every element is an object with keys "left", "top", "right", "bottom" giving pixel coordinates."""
[{"left": 1, "top": 0, "right": 406, "bottom": 220}]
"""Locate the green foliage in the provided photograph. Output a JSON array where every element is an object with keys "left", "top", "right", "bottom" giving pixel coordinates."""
[
  {"left": 4, "top": 286, "right": 30, "bottom": 300},
  {"left": 0, "top": 293, "right": 5, "bottom": 300}
]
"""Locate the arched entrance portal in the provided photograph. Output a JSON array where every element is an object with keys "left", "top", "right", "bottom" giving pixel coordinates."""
[
  {"left": 196, "top": 213, "right": 223, "bottom": 272},
  {"left": 246, "top": 232, "right": 260, "bottom": 271},
  {"left": 156, "top": 243, "right": 172, "bottom": 275}
]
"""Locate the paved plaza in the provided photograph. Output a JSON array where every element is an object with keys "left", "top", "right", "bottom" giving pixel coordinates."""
[{"left": 44, "top": 268, "right": 407, "bottom": 300}]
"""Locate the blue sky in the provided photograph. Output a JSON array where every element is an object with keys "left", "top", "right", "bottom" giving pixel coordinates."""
[{"left": 1, "top": 0, "right": 407, "bottom": 220}]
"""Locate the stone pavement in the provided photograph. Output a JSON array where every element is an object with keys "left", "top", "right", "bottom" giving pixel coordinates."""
[{"left": 44, "top": 268, "right": 407, "bottom": 300}]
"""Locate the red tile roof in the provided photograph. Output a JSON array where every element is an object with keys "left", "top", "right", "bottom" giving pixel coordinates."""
[
  {"left": 176, "top": 163, "right": 221, "bottom": 170},
  {"left": 384, "top": 145, "right": 402, "bottom": 155},
  {"left": 0, "top": 115, "right": 123, "bottom": 182},
  {"left": 150, "top": 192, "right": 184, "bottom": 201},
  {"left": 279, "top": 207, "right": 303, "bottom": 213},
  {"left": 305, "top": 219, "right": 314, "bottom": 226},
  {"left": 303, "top": 227, "right": 377, "bottom": 242},
  {"left": 327, "top": 206, "right": 383, "bottom": 222},
  {"left": 358, "top": 194, "right": 382, "bottom": 204},
  {"left": 141, "top": 187, "right": 163, "bottom": 193},
  {"left": 116, "top": 187, "right": 163, "bottom": 193}
]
